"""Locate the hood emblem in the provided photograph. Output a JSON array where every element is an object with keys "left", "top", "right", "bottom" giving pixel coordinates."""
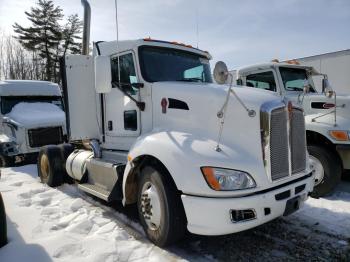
[
  {"left": 161, "top": 98, "right": 168, "bottom": 114},
  {"left": 287, "top": 101, "right": 293, "bottom": 119}
]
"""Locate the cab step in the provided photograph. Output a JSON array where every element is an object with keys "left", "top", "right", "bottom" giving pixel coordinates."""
[
  {"left": 78, "top": 158, "right": 125, "bottom": 202},
  {"left": 78, "top": 183, "right": 111, "bottom": 201}
]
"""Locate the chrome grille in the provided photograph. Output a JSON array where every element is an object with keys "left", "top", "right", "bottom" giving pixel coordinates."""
[
  {"left": 269, "top": 107, "right": 289, "bottom": 180},
  {"left": 290, "top": 109, "right": 306, "bottom": 174}
]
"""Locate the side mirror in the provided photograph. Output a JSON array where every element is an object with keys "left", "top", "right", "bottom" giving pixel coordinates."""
[
  {"left": 303, "top": 80, "right": 310, "bottom": 94},
  {"left": 322, "top": 78, "right": 328, "bottom": 93},
  {"left": 95, "top": 56, "right": 112, "bottom": 93},
  {"left": 322, "top": 78, "right": 332, "bottom": 92},
  {"left": 213, "top": 61, "right": 228, "bottom": 85},
  {"left": 322, "top": 78, "right": 334, "bottom": 98}
]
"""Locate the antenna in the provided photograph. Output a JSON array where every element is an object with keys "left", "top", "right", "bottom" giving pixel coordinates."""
[
  {"left": 114, "top": 0, "right": 121, "bottom": 86},
  {"left": 195, "top": 2, "right": 199, "bottom": 48}
]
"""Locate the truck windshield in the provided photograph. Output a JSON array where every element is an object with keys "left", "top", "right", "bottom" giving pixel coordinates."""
[
  {"left": 1, "top": 96, "right": 63, "bottom": 114},
  {"left": 139, "top": 46, "right": 212, "bottom": 83},
  {"left": 279, "top": 67, "right": 316, "bottom": 92}
]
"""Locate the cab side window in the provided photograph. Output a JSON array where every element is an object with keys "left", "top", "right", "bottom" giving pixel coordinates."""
[
  {"left": 246, "top": 71, "right": 276, "bottom": 92},
  {"left": 111, "top": 53, "right": 137, "bottom": 87}
]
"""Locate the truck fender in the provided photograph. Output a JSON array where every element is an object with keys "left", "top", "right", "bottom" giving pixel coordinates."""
[
  {"left": 305, "top": 114, "right": 350, "bottom": 141},
  {"left": 122, "top": 130, "right": 261, "bottom": 205}
]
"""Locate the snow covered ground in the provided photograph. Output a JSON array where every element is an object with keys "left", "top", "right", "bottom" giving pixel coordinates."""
[{"left": 0, "top": 165, "right": 349, "bottom": 261}]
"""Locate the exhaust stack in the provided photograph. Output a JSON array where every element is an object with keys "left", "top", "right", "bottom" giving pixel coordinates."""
[{"left": 81, "top": 0, "right": 91, "bottom": 55}]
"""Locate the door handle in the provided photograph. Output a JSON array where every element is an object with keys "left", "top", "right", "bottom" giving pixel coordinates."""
[{"left": 108, "top": 121, "right": 113, "bottom": 131}]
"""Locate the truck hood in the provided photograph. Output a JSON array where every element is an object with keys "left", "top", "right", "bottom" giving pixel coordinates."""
[
  {"left": 5, "top": 102, "right": 65, "bottom": 129},
  {"left": 287, "top": 92, "right": 350, "bottom": 122},
  {"left": 151, "top": 81, "right": 284, "bottom": 148},
  {"left": 152, "top": 82, "right": 281, "bottom": 118}
]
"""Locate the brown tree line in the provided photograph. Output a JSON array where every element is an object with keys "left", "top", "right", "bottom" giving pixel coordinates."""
[{"left": 0, "top": 0, "right": 83, "bottom": 83}]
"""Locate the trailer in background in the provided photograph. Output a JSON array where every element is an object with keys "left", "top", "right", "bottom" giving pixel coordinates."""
[{"left": 294, "top": 49, "right": 350, "bottom": 93}]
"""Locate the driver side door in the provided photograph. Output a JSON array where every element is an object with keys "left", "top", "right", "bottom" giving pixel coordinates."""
[{"left": 104, "top": 51, "right": 141, "bottom": 150}]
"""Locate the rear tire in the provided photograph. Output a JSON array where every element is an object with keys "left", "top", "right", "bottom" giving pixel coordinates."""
[
  {"left": 57, "top": 144, "right": 75, "bottom": 184},
  {"left": 137, "top": 165, "right": 186, "bottom": 247},
  {"left": 37, "top": 145, "right": 63, "bottom": 187},
  {"left": 0, "top": 193, "right": 7, "bottom": 248},
  {"left": 308, "top": 145, "right": 341, "bottom": 198},
  {"left": 0, "top": 155, "right": 14, "bottom": 168}
]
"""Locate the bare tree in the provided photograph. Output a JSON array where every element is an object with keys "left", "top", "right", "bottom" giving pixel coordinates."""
[{"left": 0, "top": 30, "right": 45, "bottom": 81}]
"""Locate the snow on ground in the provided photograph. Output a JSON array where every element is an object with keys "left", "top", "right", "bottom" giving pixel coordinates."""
[
  {"left": 0, "top": 165, "right": 187, "bottom": 262},
  {"left": 291, "top": 188, "right": 350, "bottom": 238},
  {"left": 0, "top": 165, "right": 349, "bottom": 261}
]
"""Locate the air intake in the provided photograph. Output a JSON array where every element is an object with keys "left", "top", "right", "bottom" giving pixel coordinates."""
[{"left": 230, "top": 209, "right": 256, "bottom": 223}]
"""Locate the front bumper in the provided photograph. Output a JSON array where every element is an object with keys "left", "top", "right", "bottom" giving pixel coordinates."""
[
  {"left": 336, "top": 144, "right": 350, "bottom": 170},
  {"left": 181, "top": 173, "right": 314, "bottom": 236}
]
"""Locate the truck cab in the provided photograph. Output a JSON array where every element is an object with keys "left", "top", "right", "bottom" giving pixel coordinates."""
[
  {"left": 37, "top": 0, "right": 314, "bottom": 247},
  {"left": 236, "top": 62, "right": 350, "bottom": 197},
  {"left": 0, "top": 80, "right": 66, "bottom": 166}
]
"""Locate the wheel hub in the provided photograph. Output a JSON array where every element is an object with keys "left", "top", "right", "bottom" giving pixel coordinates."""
[
  {"left": 140, "top": 182, "right": 161, "bottom": 230},
  {"left": 309, "top": 155, "right": 324, "bottom": 186},
  {"left": 40, "top": 154, "right": 49, "bottom": 182}
]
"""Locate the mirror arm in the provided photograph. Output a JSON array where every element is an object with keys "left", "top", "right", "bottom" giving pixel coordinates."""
[{"left": 111, "top": 82, "right": 145, "bottom": 111}]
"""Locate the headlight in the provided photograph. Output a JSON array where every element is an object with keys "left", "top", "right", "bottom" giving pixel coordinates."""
[
  {"left": 201, "top": 167, "right": 256, "bottom": 191},
  {"left": 329, "top": 130, "right": 349, "bottom": 141}
]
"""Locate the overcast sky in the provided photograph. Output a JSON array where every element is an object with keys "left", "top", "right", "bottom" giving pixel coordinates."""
[{"left": 0, "top": 0, "right": 349, "bottom": 69}]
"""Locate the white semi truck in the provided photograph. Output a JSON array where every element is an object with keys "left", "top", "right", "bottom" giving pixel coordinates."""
[
  {"left": 37, "top": 0, "right": 314, "bottom": 246},
  {"left": 0, "top": 80, "right": 66, "bottom": 167},
  {"left": 235, "top": 61, "right": 350, "bottom": 197}
]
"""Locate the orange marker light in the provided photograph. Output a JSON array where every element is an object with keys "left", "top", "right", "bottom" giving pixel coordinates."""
[
  {"left": 201, "top": 167, "right": 221, "bottom": 190},
  {"left": 329, "top": 131, "right": 349, "bottom": 141}
]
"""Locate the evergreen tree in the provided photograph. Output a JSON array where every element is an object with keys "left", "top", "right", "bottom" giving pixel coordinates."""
[
  {"left": 61, "top": 14, "right": 83, "bottom": 56},
  {"left": 13, "top": 0, "right": 63, "bottom": 81},
  {"left": 13, "top": 0, "right": 82, "bottom": 82}
]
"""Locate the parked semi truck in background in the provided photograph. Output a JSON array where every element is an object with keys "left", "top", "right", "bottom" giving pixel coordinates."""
[
  {"left": 234, "top": 61, "right": 350, "bottom": 197},
  {"left": 37, "top": 0, "right": 314, "bottom": 246},
  {"left": 0, "top": 80, "right": 66, "bottom": 167}
]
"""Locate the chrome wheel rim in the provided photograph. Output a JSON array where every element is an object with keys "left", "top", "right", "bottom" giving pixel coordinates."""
[
  {"left": 309, "top": 155, "right": 324, "bottom": 186},
  {"left": 40, "top": 154, "right": 49, "bottom": 183},
  {"left": 140, "top": 181, "right": 162, "bottom": 230}
]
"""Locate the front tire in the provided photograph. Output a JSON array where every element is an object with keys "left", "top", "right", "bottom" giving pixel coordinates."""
[
  {"left": 308, "top": 145, "right": 341, "bottom": 197},
  {"left": 37, "top": 145, "right": 63, "bottom": 187},
  {"left": 137, "top": 165, "right": 186, "bottom": 247}
]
